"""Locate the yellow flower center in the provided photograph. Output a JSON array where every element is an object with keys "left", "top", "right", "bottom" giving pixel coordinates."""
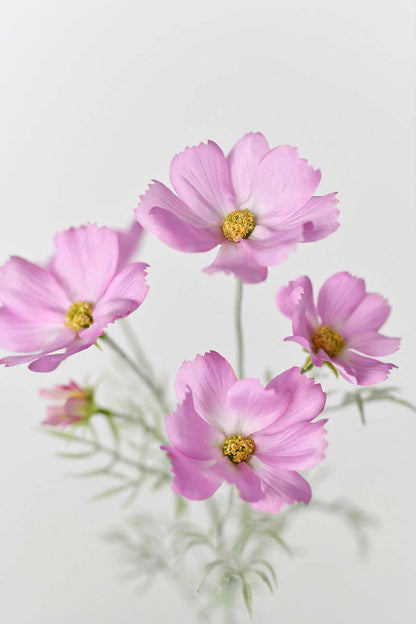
[
  {"left": 222, "top": 209, "right": 256, "bottom": 242},
  {"left": 223, "top": 434, "right": 255, "bottom": 463},
  {"left": 311, "top": 324, "right": 345, "bottom": 358},
  {"left": 65, "top": 301, "right": 93, "bottom": 332}
]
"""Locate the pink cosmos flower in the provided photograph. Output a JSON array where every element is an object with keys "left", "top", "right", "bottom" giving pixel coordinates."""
[
  {"left": 162, "top": 351, "right": 327, "bottom": 513},
  {"left": 0, "top": 224, "right": 149, "bottom": 372},
  {"left": 276, "top": 272, "right": 400, "bottom": 385},
  {"left": 40, "top": 381, "right": 94, "bottom": 427},
  {"left": 115, "top": 220, "right": 144, "bottom": 270},
  {"left": 136, "top": 132, "right": 339, "bottom": 283}
]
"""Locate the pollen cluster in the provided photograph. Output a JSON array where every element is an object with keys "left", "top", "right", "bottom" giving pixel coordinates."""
[
  {"left": 222, "top": 209, "right": 256, "bottom": 242},
  {"left": 311, "top": 324, "right": 345, "bottom": 358},
  {"left": 223, "top": 434, "right": 255, "bottom": 463},
  {"left": 65, "top": 301, "right": 93, "bottom": 332}
]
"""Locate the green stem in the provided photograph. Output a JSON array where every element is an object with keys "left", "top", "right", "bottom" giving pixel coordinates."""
[
  {"left": 97, "top": 408, "right": 167, "bottom": 444},
  {"left": 101, "top": 334, "right": 170, "bottom": 415},
  {"left": 235, "top": 279, "right": 245, "bottom": 379}
]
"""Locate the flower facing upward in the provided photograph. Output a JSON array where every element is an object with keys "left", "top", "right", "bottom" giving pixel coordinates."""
[
  {"left": 276, "top": 272, "right": 400, "bottom": 385},
  {"left": 162, "top": 351, "right": 327, "bottom": 513},
  {"left": 135, "top": 133, "right": 339, "bottom": 283},
  {"left": 0, "top": 224, "right": 149, "bottom": 372},
  {"left": 40, "top": 381, "right": 95, "bottom": 427}
]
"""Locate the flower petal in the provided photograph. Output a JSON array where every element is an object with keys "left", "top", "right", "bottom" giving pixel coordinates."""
[
  {"left": 203, "top": 241, "right": 267, "bottom": 283},
  {"left": 265, "top": 367, "right": 326, "bottom": 427},
  {"left": 0, "top": 257, "right": 69, "bottom": 323},
  {"left": 334, "top": 351, "right": 396, "bottom": 386},
  {"left": 283, "top": 193, "right": 340, "bottom": 242},
  {"left": 249, "top": 457, "right": 312, "bottom": 513},
  {"left": 170, "top": 141, "right": 235, "bottom": 220},
  {"left": 175, "top": 351, "right": 237, "bottom": 427},
  {"left": 276, "top": 276, "right": 318, "bottom": 338},
  {"left": 28, "top": 338, "right": 95, "bottom": 373},
  {"left": 346, "top": 331, "right": 400, "bottom": 356},
  {"left": 247, "top": 145, "right": 321, "bottom": 218},
  {"left": 116, "top": 221, "right": 144, "bottom": 270},
  {"left": 227, "top": 132, "right": 270, "bottom": 205},
  {"left": 245, "top": 224, "right": 300, "bottom": 266},
  {"left": 162, "top": 446, "right": 222, "bottom": 500},
  {"left": 317, "top": 272, "right": 366, "bottom": 330},
  {"left": 341, "top": 293, "right": 392, "bottom": 336},
  {"left": 96, "top": 263, "right": 149, "bottom": 312},
  {"left": 50, "top": 224, "right": 119, "bottom": 303},
  {"left": 223, "top": 378, "right": 289, "bottom": 437},
  {"left": 166, "top": 392, "right": 224, "bottom": 460},
  {"left": 0, "top": 308, "right": 73, "bottom": 353},
  {"left": 214, "top": 456, "right": 262, "bottom": 502},
  {"left": 253, "top": 419, "right": 327, "bottom": 470}
]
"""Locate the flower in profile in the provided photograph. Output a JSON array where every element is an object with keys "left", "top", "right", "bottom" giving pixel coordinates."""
[
  {"left": 136, "top": 132, "right": 339, "bottom": 283},
  {"left": 115, "top": 220, "right": 144, "bottom": 270},
  {"left": 162, "top": 351, "right": 327, "bottom": 513},
  {"left": 0, "top": 224, "right": 149, "bottom": 372},
  {"left": 40, "top": 381, "right": 95, "bottom": 427},
  {"left": 276, "top": 272, "right": 400, "bottom": 385}
]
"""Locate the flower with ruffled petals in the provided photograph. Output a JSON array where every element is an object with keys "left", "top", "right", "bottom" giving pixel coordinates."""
[
  {"left": 162, "top": 351, "right": 327, "bottom": 513},
  {"left": 0, "top": 224, "right": 149, "bottom": 372},
  {"left": 276, "top": 272, "right": 400, "bottom": 385},
  {"left": 136, "top": 133, "right": 339, "bottom": 283},
  {"left": 40, "top": 381, "right": 95, "bottom": 427}
]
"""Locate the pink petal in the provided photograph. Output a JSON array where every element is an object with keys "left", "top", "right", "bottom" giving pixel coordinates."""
[
  {"left": 245, "top": 224, "right": 300, "bottom": 266},
  {"left": 214, "top": 456, "right": 262, "bottom": 502},
  {"left": 165, "top": 392, "right": 224, "bottom": 460},
  {"left": 223, "top": 378, "right": 289, "bottom": 437},
  {"left": 317, "top": 272, "right": 366, "bottom": 330},
  {"left": 276, "top": 277, "right": 318, "bottom": 337},
  {"left": 265, "top": 367, "right": 326, "bottom": 427},
  {"left": 162, "top": 446, "right": 222, "bottom": 500},
  {"left": 246, "top": 145, "right": 321, "bottom": 219},
  {"left": 227, "top": 132, "right": 270, "bottom": 205},
  {"left": 341, "top": 293, "right": 392, "bottom": 336},
  {"left": 346, "top": 331, "right": 400, "bottom": 356},
  {"left": 170, "top": 141, "right": 235, "bottom": 220},
  {"left": 96, "top": 263, "right": 149, "bottom": 311},
  {"left": 0, "top": 308, "right": 73, "bottom": 353},
  {"left": 116, "top": 221, "right": 144, "bottom": 270},
  {"left": 0, "top": 257, "right": 70, "bottom": 323},
  {"left": 333, "top": 351, "right": 396, "bottom": 386},
  {"left": 175, "top": 351, "right": 237, "bottom": 427},
  {"left": 253, "top": 419, "right": 327, "bottom": 470},
  {"left": 50, "top": 224, "right": 119, "bottom": 303},
  {"left": 28, "top": 338, "right": 95, "bottom": 373},
  {"left": 39, "top": 381, "right": 81, "bottom": 400},
  {"left": 136, "top": 181, "right": 219, "bottom": 252},
  {"left": 249, "top": 457, "right": 312, "bottom": 513},
  {"left": 287, "top": 193, "right": 340, "bottom": 242},
  {"left": 203, "top": 241, "right": 267, "bottom": 283}
]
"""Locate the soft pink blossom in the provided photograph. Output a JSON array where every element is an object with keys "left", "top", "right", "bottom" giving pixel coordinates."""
[
  {"left": 135, "top": 133, "right": 339, "bottom": 283},
  {"left": 0, "top": 224, "right": 149, "bottom": 372},
  {"left": 162, "top": 351, "right": 327, "bottom": 513},
  {"left": 276, "top": 272, "right": 400, "bottom": 385},
  {"left": 40, "top": 381, "right": 94, "bottom": 427}
]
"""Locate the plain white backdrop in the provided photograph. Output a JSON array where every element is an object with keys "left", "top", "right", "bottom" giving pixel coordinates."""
[{"left": 0, "top": 1, "right": 415, "bottom": 622}]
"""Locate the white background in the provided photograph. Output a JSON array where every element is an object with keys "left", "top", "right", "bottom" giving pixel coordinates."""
[{"left": 0, "top": 1, "right": 415, "bottom": 622}]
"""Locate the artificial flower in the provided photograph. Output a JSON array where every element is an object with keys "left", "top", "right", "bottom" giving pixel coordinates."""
[
  {"left": 0, "top": 224, "right": 149, "bottom": 372},
  {"left": 40, "top": 381, "right": 95, "bottom": 427},
  {"left": 162, "top": 351, "right": 327, "bottom": 513},
  {"left": 276, "top": 272, "right": 400, "bottom": 385},
  {"left": 136, "top": 132, "right": 339, "bottom": 283}
]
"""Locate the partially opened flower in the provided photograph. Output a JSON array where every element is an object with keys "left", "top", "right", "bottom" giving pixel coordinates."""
[
  {"left": 276, "top": 272, "right": 400, "bottom": 385},
  {"left": 136, "top": 133, "right": 339, "bottom": 283},
  {"left": 40, "top": 381, "right": 95, "bottom": 427},
  {"left": 162, "top": 351, "right": 327, "bottom": 513},
  {"left": 0, "top": 224, "right": 149, "bottom": 372}
]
